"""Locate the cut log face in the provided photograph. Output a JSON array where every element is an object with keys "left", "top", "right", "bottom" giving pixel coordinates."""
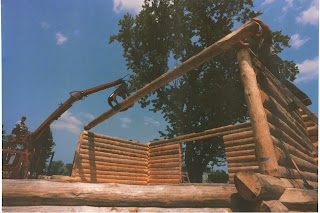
[{"left": 279, "top": 188, "right": 318, "bottom": 212}]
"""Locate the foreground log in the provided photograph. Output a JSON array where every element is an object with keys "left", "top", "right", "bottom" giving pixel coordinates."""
[
  {"left": 254, "top": 200, "right": 289, "bottom": 212},
  {"left": 3, "top": 180, "right": 239, "bottom": 208},
  {"left": 279, "top": 188, "right": 318, "bottom": 212},
  {"left": 85, "top": 21, "right": 259, "bottom": 130},
  {"left": 2, "top": 206, "right": 233, "bottom": 212},
  {"left": 237, "top": 48, "right": 279, "bottom": 176},
  {"left": 234, "top": 171, "right": 286, "bottom": 201}
]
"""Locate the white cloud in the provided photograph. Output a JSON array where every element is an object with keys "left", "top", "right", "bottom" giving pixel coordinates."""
[
  {"left": 56, "top": 32, "right": 68, "bottom": 45},
  {"left": 113, "top": 0, "right": 144, "bottom": 13},
  {"left": 296, "top": 0, "right": 319, "bottom": 25},
  {"left": 41, "top": 22, "right": 49, "bottom": 29},
  {"left": 290, "top": 34, "right": 309, "bottom": 48},
  {"left": 144, "top": 116, "right": 160, "bottom": 126},
  {"left": 262, "top": 0, "right": 275, "bottom": 5},
  {"left": 283, "top": 0, "right": 294, "bottom": 11},
  {"left": 295, "top": 57, "right": 319, "bottom": 83},
  {"left": 82, "top": 113, "right": 95, "bottom": 120},
  {"left": 120, "top": 117, "right": 132, "bottom": 128},
  {"left": 51, "top": 111, "right": 83, "bottom": 134}
]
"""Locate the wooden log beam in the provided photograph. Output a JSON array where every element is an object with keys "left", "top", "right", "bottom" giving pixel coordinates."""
[
  {"left": 226, "top": 154, "right": 257, "bottom": 163},
  {"left": 3, "top": 180, "right": 238, "bottom": 208},
  {"left": 234, "top": 171, "right": 286, "bottom": 201},
  {"left": 84, "top": 21, "right": 259, "bottom": 130},
  {"left": 278, "top": 166, "right": 318, "bottom": 182},
  {"left": 224, "top": 137, "right": 254, "bottom": 147},
  {"left": 227, "top": 162, "right": 258, "bottom": 168},
  {"left": 77, "top": 158, "right": 147, "bottom": 170},
  {"left": 76, "top": 162, "right": 147, "bottom": 174},
  {"left": 77, "top": 154, "right": 147, "bottom": 166},
  {"left": 228, "top": 166, "right": 259, "bottom": 173},
  {"left": 254, "top": 200, "right": 289, "bottom": 212},
  {"left": 76, "top": 169, "right": 148, "bottom": 177},
  {"left": 225, "top": 143, "right": 255, "bottom": 152},
  {"left": 79, "top": 149, "right": 147, "bottom": 162},
  {"left": 279, "top": 188, "right": 318, "bottom": 212},
  {"left": 2, "top": 206, "right": 233, "bottom": 212},
  {"left": 237, "top": 48, "right": 279, "bottom": 176},
  {"left": 225, "top": 149, "right": 255, "bottom": 157}
]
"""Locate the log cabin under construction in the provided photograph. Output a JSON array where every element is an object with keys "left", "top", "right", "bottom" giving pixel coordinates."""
[{"left": 3, "top": 20, "right": 318, "bottom": 212}]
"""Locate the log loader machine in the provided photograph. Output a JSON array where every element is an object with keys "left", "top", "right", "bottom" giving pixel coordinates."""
[{"left": 2, "top": 77, "right": 132, "bottom": 179}]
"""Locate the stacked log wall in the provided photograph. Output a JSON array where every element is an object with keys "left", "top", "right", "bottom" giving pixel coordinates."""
[
  {"left": 71, "top": 131, "right": 149, "bottom": 185},
  {"left": 251, "top": 57, "right": 318, "bottom": 183},
  {"left": 222, "top": 123, "right": 259, "bottom": 183},
  {"left": 147, "top": 143, "right": 182, "bottom": 185}
]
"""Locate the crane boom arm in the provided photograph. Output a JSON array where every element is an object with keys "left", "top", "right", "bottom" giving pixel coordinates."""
[{"left": 32, "top": 78, "right": 123, "bottom": 141}]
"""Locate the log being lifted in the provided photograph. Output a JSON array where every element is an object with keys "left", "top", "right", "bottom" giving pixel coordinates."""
[
  {"left": 3, "top": 180, "right": 239, "bottom": 208},
  {"left": 84, "top": 21, "right": 259, "bottom": 130}
]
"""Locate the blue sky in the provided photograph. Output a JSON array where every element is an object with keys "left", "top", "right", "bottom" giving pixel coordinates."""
[{"left": 2, "top": 0, "right": 319, "bottom": 164}]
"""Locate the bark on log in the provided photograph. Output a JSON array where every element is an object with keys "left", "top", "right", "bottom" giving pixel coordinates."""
[
  {"left": 279, "top": 188, "right": 318, "bottom": 212},
  {"left": 278, "top": 166, "right": 318, "bottom": 182},
  {"left": 279, "top": 178, "right": 318, "bottom": 189},
  {"left": 2, "top": 206, "right": 233, "bottom": 212},
  {"left": 71, "top": 177, "right": 147, "bottom": 185},
  {"left": 223, "top": 130, "right": 253, "bottom": 142},
  {"left": 148, "top": 162, "right": 181, "bottom": 168},
  {"left": 148, "top": 170, "right": 181, "bottom": 176},
  {"left": 234, "top": 171, "right": 286, "bottom": 201},
  {"left": 148, "top": 157, "right": 181, "bottom": 165},
  {"left": 74, "top": 173, "right": 147, "bottom": 181},
  {"left": 81, "top": 136, "right": 148, "bottom": 152},
  {"left": 227, "top": 162, "right": 258, "bottom": 168},
  {"left": 76, "top": 169, "right": 148, "bottom": 177},
  {"left": 148, "top": 175, "right": 181, "bottom": 179},
  {"left": 77, "top": 158, "right": 147, "bottom": 170},
  {"left": 149, "top": 149, "right": 180, "bottom": 157},
  {"left": 3, "top": 180, "right": 239, "bottom": 207},
  {"left": 149, "top": 154, "right": 181, "bottom": 161},
  {"left": 85, "top": 22, "right": 259, "bottom": 130},
  {"left": 150, "top": 144, "right": 181, "bottom": 152},
  {"left": 238, "top": 49, "right": 279, "bottom": 176},
  {"left": 224, "top": 137, "right": 254, "bottom": 147},
  {"left": 307, "top": 126, "right": 317, "bottom": 136}
]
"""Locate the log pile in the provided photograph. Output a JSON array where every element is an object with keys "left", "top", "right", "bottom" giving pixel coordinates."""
[
  {"left": 235, "top": 171, "right": 318, "bottom": 212},
  {"left": 71, "top": 132, "right": 149, "bottom": 185},
  {"left": 148, "top": 143, "right": 182, "bottom": 185}
]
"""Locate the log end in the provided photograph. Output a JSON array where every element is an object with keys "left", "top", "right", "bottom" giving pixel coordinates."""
[{"left": 234, "top": 171, "right": 262, "bottom": 201}]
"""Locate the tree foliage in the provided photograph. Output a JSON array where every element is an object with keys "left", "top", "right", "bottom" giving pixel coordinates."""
[
  {"left": 207, "top": 170, "right": 229, "bottom": 183},
  {"left": 110, "top": 0, "right": 299, "bottom": 182},
  {"left": 45, "top": 161, "right": 73, "bottom": 176}
]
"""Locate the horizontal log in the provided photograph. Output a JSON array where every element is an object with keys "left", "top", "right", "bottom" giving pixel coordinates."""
[
  {"left": 74, "top": 173, "right": 147, "bottom": 181},
  {"left": 226, "top": 155, "right": 257, "bottom": 163},
  {"left": 148, "top": 170, "right": 181, "bottom": 176},
  {"left": 78, "top": 153, "right": 148, "bottom": 166},
  {"left": 225, "top": 143, "right": 255, "bottom": 152},
  {"left": 81, "top": 139, "right": 148, "bottom": 156},
  {"left": 279, "top": 178, "right": 318, "bottom": 189},
  {"left": 276, "top": 146, "right": 318, "bottom": 173},
  {"left": 305, "top": 120, "right": 316, "bottom": 127},
  {"left": 148, "top": 162, "right": 181, "bottom": 168},
  {"left": 76, "top": 162, "right": 147, "bottom": 174},
  {"left": 272, "top": 136, "right": 316, "bottom": 165},
  {"left": 3, "top": 180, "right": 239, "bottom": 207},
  {"left": 225, "top": 149, "right": 255, "bottom": 158},
  {"left": 223, "top": 130, "right": 253, "bottom": 142},
  {"left": 278, "top": 166, "right": 318, "bottom": 182},
  {"left": 234, "top": 171, "right": 286, "bottom": 201},
  {"left": 148, "top": 157, "right": 181, "bottom": 165},
  {"left": 148, "top": 167, "right": 181, "bottom": 173},
  {"left": 150, "top": 125, "right": 253, "bottom": 148},
  {"left": 78, "top": 158, "right": 147, "bottom": 170},
  {"left": 228, "top": 166, "right": 259, "bottom": 173},
  {"left": 81, "top": 143, "right": 147, "bottom": 158},
  {"left": 310, "top": 135, "right": 318, "bottom": 142},
  {"left": 75, "top": 168, "right": 148, "bottom": 177},
  {"left": 269, "top": 123, "right": 311, "bottom": 156},
  {"left": 227, "top": 161, "right": 258, "bottom": 168},
  {"left": 262, "top": 93, "right": 309, "bottom": 137},
  {"left": 149, "top": 149, "right": 180, "bottom": 157},
  {"left": 83, "top": 131, "right": 146, "bottom": 148},
  {"left": 147, "top": 179, "right": 181, "bottom": 184},
  {"left": 82, "top": 136, "right": 148, "bottom": 152},
  {"left": 148, "top": 175, "right": 181, "bottom": 179},
  {"left": 2, "top": 206, "right": 233, "bottom": 212},
  {"left": 307, "top": 126, "right": 317, "bottom": 136},
  {"left": 71, "top": 177, "right": 147, "bottom": 185},
  {"left": 149, "top": 154, "right": 181, "bottom": 161},
  {"left": 279, "top": 188, "right": 318, "bottom": 212},
  {"left": 266, "top": 109, "right": 315, "bottom": 152},
  {"left": 224, "top": 137, "right": 254, "bottom": 148},
  {"left": 150, "top": 144, "right": 181, "bottom": 153},
  {"left": 255, "top": 200, "right": 289, "bottom": 212}
]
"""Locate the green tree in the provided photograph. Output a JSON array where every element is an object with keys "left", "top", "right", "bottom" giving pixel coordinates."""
[
  {"left": 110, "top": 0, "right": 298, "bottom": 182},
  {"left": 30, "top": 127, "right": 56, "bottom": 176},
  {"left": 207, "top": 170, "right": 229, "bottom": 183}
]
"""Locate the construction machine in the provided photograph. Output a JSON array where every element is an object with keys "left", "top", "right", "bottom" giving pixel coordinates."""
[{"left": 2, "top": 78, "right": 132, "bottom": 179}]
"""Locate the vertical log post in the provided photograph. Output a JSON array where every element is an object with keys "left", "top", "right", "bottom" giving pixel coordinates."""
[{"left": 237, "top": 49, "right": 279, "bottom": 176}]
